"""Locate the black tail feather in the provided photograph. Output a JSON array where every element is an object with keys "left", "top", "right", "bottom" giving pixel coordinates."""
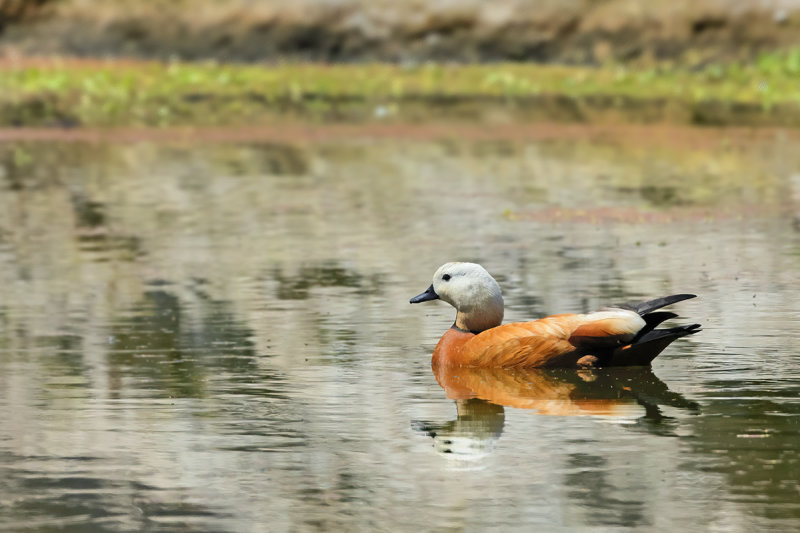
[
  {"left": 611, "top": 323, "right": 701, "bottom": 366},
  {"left": 620, "top": 294, "right": 697, "bottom": 316},
  {"left": 632, "top": 311, "right": 678, "bottom": 342},
  {"left": 599, "top": 295, "right": 699, "bottom": 366},
  {"left": 638, "top": 323, "right": 701, "bottom": 344}
]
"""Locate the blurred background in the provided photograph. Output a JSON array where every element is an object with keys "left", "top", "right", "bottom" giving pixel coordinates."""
[
  {"left": 2, "top": 0, "right": 800, "bottom": 64},
  {"left": 1, "top": 1, "right": 800, "bottom": 532}
]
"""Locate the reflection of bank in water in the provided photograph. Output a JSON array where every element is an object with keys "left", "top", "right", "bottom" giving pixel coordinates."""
[{"left": 413, "top": 366, "right": 699, "bottom": 464}]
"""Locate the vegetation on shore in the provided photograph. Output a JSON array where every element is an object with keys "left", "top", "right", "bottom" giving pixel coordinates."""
[{"left": 2, "top": 51, "right": 800, "bottom": 127}]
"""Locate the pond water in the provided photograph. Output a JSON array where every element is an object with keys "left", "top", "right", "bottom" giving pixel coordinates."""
[{"left": 0, "top": 122, "right": 799, "bottom": 532}]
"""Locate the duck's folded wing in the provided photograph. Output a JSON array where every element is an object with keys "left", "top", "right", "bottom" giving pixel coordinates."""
[
  {"left": 474, "top": 335, "right": 579, "bottom": 367},
  {"left": 567, "top": 310, "right": 646, "bottom": 348},
  {"left": 461, "top": 316, "right": 577, "bottom": 367},
  {"left": 462, "top": 311, "right": 646, "bottom": 368}
]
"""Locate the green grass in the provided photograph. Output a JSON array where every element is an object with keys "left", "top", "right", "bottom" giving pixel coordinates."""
[{"left": 2, "top": 51, "right": 800, "bottom": 127}]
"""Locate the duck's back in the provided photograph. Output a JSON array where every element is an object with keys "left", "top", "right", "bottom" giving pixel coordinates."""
[{"left": 433, "top": 310, "right": 646, "bottom": 368}]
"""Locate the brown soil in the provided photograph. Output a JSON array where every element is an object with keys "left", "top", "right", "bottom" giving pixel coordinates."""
[
  {"left": 2, "top": 0, "right": 800, "bottom": 64},
  {"left": 0, "top": 121, "right": 794, "bottom": 150}
]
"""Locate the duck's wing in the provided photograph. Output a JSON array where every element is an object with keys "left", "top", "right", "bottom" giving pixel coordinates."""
[
  {"left": 462, "top": 311, "right": 646, "bottom": 368},
  {"left": 567, "top": 310, "right": 647, "bottom": 348}
]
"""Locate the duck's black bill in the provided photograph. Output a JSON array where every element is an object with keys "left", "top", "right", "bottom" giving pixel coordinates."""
[{"left": 409, "top": 284, "right": 439, "bottom": 304}]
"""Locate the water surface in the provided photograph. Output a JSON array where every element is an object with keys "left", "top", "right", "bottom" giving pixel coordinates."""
[{"left": 1, "top": 123, "right": 799, "bottom": 532}]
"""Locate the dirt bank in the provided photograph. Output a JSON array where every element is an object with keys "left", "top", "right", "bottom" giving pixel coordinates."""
[{"left": 2, "top": 0, "right": 800, "bottom": 64}]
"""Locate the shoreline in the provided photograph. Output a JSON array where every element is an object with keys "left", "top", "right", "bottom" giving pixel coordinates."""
[
  {"left": 0, "top": 121, "right": 796, "bottom": 146},
  {"left": 2, "top": 59, "right": 800, "bottom": 128}
]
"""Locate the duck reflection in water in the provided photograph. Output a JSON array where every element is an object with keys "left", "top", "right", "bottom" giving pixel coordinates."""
[{"left": 413, "top": 365, "right": 699, "bottom": 463}]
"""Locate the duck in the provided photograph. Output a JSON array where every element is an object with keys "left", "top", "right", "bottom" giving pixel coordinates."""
[{"left": 410, "top": 262, "right": 700, "bottom": 368}]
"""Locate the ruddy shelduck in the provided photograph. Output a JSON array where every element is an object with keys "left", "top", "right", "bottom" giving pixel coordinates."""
[{"left": 410, "top": 262, "right": 700, "bottom": 368}]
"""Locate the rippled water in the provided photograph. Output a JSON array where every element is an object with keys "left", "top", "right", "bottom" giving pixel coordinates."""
[{"left": 1, "top": 123, "right": 799, "bottom": 532}]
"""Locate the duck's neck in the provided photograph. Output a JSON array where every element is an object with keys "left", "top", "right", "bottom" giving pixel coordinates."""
[{"left": 454, "top": 302, "right": 504, "bottom": 333}]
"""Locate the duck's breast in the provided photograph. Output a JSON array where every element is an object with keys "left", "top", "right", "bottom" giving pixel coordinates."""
[{"left": 432, "top": 328, "right": 477, "bottom": 367}]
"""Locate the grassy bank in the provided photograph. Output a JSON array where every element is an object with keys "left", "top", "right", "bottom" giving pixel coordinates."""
[{"left": 2, "top": 53, "right": 800, "bottom": 127}]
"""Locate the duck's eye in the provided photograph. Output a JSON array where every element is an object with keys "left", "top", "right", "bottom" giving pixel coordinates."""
[{"left": 442, "top": 274, "right": 451, "bottom": 281}]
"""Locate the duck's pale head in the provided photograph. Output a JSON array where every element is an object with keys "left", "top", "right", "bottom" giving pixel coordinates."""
[{"left": 410, "top": 262, "right": 504, "bottom": 333}]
